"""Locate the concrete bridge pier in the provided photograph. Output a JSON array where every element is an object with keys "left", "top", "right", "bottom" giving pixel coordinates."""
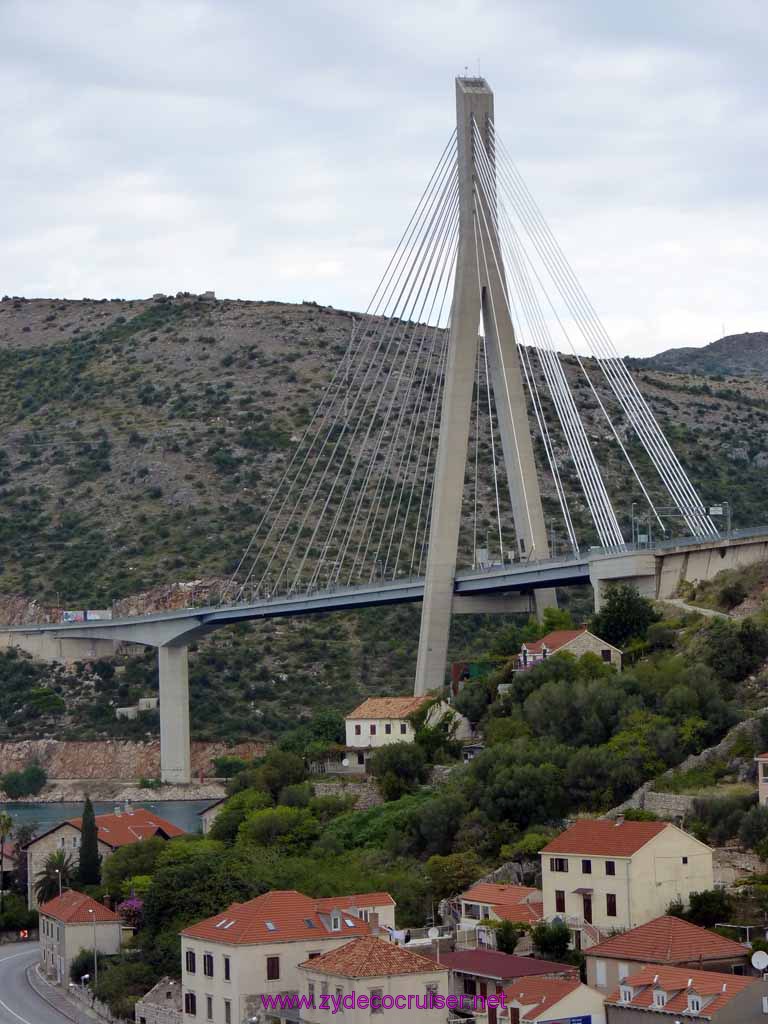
[{"left": 158, "top": 643, "right": 192, "bottom": 785}]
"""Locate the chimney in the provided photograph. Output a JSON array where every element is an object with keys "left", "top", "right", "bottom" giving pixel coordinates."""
[{"left": 614, "top": 814, "right": 625, "bottom": 826}]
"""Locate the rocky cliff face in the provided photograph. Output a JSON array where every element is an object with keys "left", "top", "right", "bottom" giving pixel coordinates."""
[{"left": 0, "top": 739, "right": 266, "bottom": 780}]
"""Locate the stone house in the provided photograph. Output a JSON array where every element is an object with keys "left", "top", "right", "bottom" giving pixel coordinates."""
[
  {"left": 515, "top": 626, "right": 622, "bottom": 671},
  {"left": 298, "top": 936, "right": 449, "bottom": 1024},
  {"left": 26, "top": 805, "right": 186, "bottom": 909},
  {"left": 180, "top": 889, "right": 395, "bottom": 1023},
  {"left": 39, "top": 889, "right": 121, "bottom": 985},
  {"left": 541, "top": 818, "right": 714, "bottom": 949},
  {"left": 134, "top": 976, "right": 182, "bottom": 1024},
  {"left": 755, "top": 751, "right": 768, "bottom": 806},
  {"left": 585, "top": 915, "right": 752, "bottom": 993},
  {"left": 198, "top": 798, "right": 226, "bottom": 835},
  {"left": 604, "top": 965, "right": 768, "bottom": 1022}
]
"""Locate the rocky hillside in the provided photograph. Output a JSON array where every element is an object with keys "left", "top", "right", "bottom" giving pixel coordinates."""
[
  {"left": 633, "top": 331, "right": 768, "bottom": 378},
  {"left": 1, "top": 293, "right": 768, "bottom": 742}
]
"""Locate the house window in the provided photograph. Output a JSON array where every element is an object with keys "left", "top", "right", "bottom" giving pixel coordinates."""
[
  {"left": 595, "top": 960, "right": 607, "bottom": 987},
  {"left": 185, "top": 950, "right": 196, "bottom": 974},
  {"left": 463, "top": 978, "right": 477, "bottom": 996},
  {"left": 550, "top": 858, "right": 568, "bottom": 873},
  {"left": 620, "top": 986, "right": 632, "bottom": 1003},
  {"left": 426, "top": 983, "right": 438, "bottom": 1005},
  {"left": 601, "top": 649, "right": 612, "bottom": 662},
  {"left": 370, "top": 724, "right": 376, "bottom": 736},
  {"left": 224, "top": 999, "right": 231, "bottom": 1024},
  {"left": 203, "top": 953, "right": 214, "bottom": 978},
  {"left": 688, "top": 995, "right": 701, "bottom": 1012},
  {"left": 331, "top": 913, "right": 341, "bottom": 931},
  {"left": 205, "top": 994, "right": 213, "bottom": 1020},
  {"left": 370, "top": 987, "right": 383, "bottom": 1014},
  {"left": 682, "top": 856, "right": 688, "bottom": 864},
  {"left": 223, "top": 955, "right": 230, "bottom": 981},
  {"left": 653, "top": 990, "right": 667, "bottom": 1007},
  {"left": 357, "top": 753, "right": 365, "bottom": 765},
  {"left": 464, "top": 903, "right": 480, "bottom": 920},
  {"left": 606, "top": 860, "right": 616, "bottom": 876},
  {"left": 385, "top": 724, "right": 391, "bottom": 734},
  {"left": 184, "top": 992, "right": 197, "bottom": 1015},
  {"left": 510, "top": 1010, "right": 520, "bottom": 1024},
  {"left": 400, "top": 723, "right": 407, "bottom": 734},
  {"left": 308, "top": 951, "right": 321, "bottom": 959},
  {"left": 618, "top": 963, "right": 629, "bottom": 980},
  {"left": 355, "top": 724, "right": 361, "bottom": 736},
  {"left": 607, "top": 893, "right": 617, "bottom": 917},
  {"left": 336, "top": 987, "right": 344, "bottom": 1011},
  {"left": 555, "top": 890, "right": 565, "bottom": 913},
  {"left": 266, "top": 956, "right": 280, "bottom": 981},
  {"left": 582, "top": 859, "right": 592, "bottom": 874},
  {"left": 308, "top": 983, "right": 316, "bottom": 1008},
  {"left": 763, "top": 764, "right": 768, "bottom": 780}
]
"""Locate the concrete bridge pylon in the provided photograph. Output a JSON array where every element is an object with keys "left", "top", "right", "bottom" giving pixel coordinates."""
[{"left": 414, "top": 77, "right": 555, "bottom": 696}]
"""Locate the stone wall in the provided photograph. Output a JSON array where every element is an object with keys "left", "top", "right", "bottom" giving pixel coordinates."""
[
  {"left": 313, "top": 779, "right": 382, "bottom": 810},
  {"left": 0, "top": 739, "right": 266, "bottom": 782}
]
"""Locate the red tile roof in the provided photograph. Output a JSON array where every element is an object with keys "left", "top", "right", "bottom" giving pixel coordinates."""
[
  {"left": 523, "top": 628, "right": 588, "bottom": 654},
  {"left": 504, "top": 977, "right": 583, "bottom": 1021},
  {"left": 300, "top": 936, "right": 447, "bottom": 978},
  {"left": 315, "top": 892, "right": 396, "bottom": 910},
  {"left": 606, "top": 964, "right": 757, "bottom": 1016},
  {"left": 586, "top": 915, "right": 748, "bottom": 964},
  {"left": 40, "top": 890, "right": 120, "bottom": 924},
  {"left": 67, "top": 807, "right": 186, "bottom": 849},
  {"left": 460, "top": 884, "right": 544, "bottom": 924},
  {"left": 432, "top": 950, "right": 577, "bottom": 981},
  {"left": 542, "top": 819, "right": 668, "bottom": 856},
  {"left": 181, "top": 890, "right": 375, "bottom": 945},
  {"left": 346, "top": 696, "right": 431, "bottom": 720}
]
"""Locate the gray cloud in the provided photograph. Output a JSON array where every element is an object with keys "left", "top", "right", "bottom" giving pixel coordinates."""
[{"left": 1, "top": 0, "right": 766, "bottom": 355}]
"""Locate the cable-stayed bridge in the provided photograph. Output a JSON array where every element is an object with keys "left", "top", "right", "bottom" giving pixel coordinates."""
[{"left": 4, "top": 77, "right": 768, "bottom": 783}]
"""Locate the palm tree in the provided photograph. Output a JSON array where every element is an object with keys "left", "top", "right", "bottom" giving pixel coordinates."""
[
  {"left": 34, "top": 850, "right": 75, "bottom": 906},
  {"left": 0, "top": 812, "right": 11, "bottom": 914}
]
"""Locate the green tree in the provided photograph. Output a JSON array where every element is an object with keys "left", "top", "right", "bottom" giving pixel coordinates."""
[
  {"left": 237, "top": 806, "right": 320, "bottom": 853},
  {"left": 495, "top": 919, "right": 523, "bottom": 954},
  {"left": 589, "top": 584, "right": 661, "bottom": 647},
  {"left": 531, "top": 920, "right": 571, "bottom": 960},
  {"left": 684, "top": 889, "right": 732, "bottom": 927},
  {"left": 35, "top": 850, "right": 75, "bottom": 905},
  {"left": 424, "top": 851, "right": 483, "bottom": 904},
  {"left": 209, "top": 789, "right": 273, "bottom": 845},
  {"left": 368, "top": 743, "right": 428, "bottom": 801},
  {"left": 78, "top": 796, "right": 101, "bottom": 885},
  {"left": 0, "top": 812, "right": 11, "bottom": 913},
  {"left": 212, "top": 755, "right": 248, "bottom": 778},
  {"left": 102, "top": 836, "right": 167, "bottom": 898}
]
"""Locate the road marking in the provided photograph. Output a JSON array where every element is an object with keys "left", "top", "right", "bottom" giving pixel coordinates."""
[{"left": 0, "top": 995, "right": 35, "bottom": 1024}]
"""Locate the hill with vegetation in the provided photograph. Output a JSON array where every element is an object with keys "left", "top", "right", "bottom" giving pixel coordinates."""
[
  {"left": 1, "top": 294, "right": 768, "bottom": 742},
  {"left": 632, "top": 331, "right": 768, "bottom": 378}
]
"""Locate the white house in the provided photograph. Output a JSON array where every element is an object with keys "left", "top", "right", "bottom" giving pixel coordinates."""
[
  {"left": 180, "top": 889, "right": 395, "bottom": 1023},
  {"left": 343, "top": 696, "right": 472, "bottom": 772},
  {"left": 298, "top": 936, "right": 449, "bottom": 1024},
  {"left": 39, "top": 890, "right": 122, "bottom": 985},
  {"left": 504, "top": 976, "right": 606, "bottom": 1024},
  {"left": 540, "top": 818, "right": 714, "bottom": 949}
]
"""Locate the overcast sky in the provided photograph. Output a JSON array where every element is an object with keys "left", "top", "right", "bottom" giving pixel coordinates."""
[{"left": 2, "top": 0, "right": 766, "bottom": 356}]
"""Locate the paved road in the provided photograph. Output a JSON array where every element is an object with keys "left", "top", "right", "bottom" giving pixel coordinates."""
[
  {"left": 662, "top": 597, "right": 731, "bottom": 619},
  {"left": 0, "top": 943, "right": 81, "bottom": 1023}
]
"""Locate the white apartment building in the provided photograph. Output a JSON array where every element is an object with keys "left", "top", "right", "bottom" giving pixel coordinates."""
[
  {"left": 179, "top": 889, "right": 395, "bottom": 1023},
  {"left": 540, "top": 818, "right": 714, "bottom": 949}
]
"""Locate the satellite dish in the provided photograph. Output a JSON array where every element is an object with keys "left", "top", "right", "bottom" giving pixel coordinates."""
[
  {"left": 751, "top": 950, "right": 768, "bottom": 971},
  {"left": 341, "top": 758, "right": 349, "bottom": 767},
  {"left": 427, "top": 927, "right": 439, "bottom": 940}
]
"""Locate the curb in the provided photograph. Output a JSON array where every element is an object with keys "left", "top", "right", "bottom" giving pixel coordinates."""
[{"left": 26, "top": 962, "right": 95, "bottom": 1023}]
